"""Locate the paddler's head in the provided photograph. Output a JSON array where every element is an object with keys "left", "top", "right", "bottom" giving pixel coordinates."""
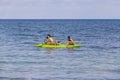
[
  {"left": 47, "top": 34, "right": 51, "bottom": 38},
  {"left": 67, "top": 36, "right": 71, "bottom": 41}
]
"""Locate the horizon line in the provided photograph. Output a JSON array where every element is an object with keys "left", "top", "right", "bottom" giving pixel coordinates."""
[{"left": 0, "top": 19, "right": 120, "bottom": 20}]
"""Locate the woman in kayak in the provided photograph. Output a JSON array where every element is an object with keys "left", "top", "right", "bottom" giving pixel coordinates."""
[
  {"left": 45, "top": 34, "right": 55, "bottom": 45},
  {"left": 66, "top": 36, "right": 74, "bottom": 45}
]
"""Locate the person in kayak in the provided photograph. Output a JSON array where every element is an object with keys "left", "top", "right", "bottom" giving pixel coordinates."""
[
  {"left": 56, "top": 41, "right": 61, "bottom": 45},
  {"left": 66, "top": 36, "right": 74, "bottom": 45},
  {"left": 45, "top": 34, "right": 55, "bottom": 45}
]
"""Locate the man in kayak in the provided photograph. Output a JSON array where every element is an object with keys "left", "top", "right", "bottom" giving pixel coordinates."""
[
  {"left": 66, "top": 36, "right": 74, "bottom": 45},
  {"left": 45, "top": 34, "right": 55, "bottom": 45}
]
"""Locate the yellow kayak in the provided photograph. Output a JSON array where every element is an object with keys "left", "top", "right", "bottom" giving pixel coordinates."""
[{"left": 34, "top": 43, "right": 80, "bottom": 48}]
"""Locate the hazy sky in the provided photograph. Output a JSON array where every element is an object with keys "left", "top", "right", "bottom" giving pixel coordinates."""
[{"left": 0, "top": 0, "right": 120, "bottom": 19}]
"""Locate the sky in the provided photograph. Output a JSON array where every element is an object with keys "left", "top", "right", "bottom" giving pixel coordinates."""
[{"left": 0, "top": 0, "right": 120, "bottom": 19}]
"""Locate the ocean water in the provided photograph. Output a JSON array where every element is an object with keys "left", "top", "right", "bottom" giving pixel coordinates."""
[{"left": 0, "top": 19, "right": 120, "bottom": 80}]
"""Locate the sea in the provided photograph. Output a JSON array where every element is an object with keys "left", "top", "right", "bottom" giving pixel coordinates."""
[{"left": 0, "top": 19, "right": 120, "bottom": 80}]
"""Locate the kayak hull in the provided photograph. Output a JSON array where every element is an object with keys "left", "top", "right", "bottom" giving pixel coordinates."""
[{"left": 34, "top": 44, "right": 80, "bottom": 48}]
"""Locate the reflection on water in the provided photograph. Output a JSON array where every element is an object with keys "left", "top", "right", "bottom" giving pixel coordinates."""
[{"left": 46, "top": 48, "right": 54, "bottom": 55}]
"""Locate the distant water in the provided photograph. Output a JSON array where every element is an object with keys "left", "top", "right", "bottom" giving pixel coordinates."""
[{"left": 0, "top": 19, "right": 120, "bottom": 80}]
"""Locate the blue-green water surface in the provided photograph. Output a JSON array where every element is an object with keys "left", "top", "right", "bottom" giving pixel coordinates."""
[{"left": 0, "top": 19, "right": 120, "bottom": 80}]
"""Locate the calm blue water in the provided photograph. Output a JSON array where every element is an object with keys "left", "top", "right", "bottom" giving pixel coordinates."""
[{"left": 0, "top": 19, "right": 120, "bottom": 80}]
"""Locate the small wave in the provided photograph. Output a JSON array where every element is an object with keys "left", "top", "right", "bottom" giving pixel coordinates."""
[
  {"left": 83, "top": 45, "right": 106, "bottom": 51},
  {"left": 0, "top": 77, "right": 26, "bottom": 80}
]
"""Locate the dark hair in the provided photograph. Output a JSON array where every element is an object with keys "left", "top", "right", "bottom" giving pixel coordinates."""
[
  {"left": 67, "top": 36, "right": 71, "bottom": 41},
  {"left": 47, "top": 34, "right": 51, "bottom": 37},
  {"left": 68, "top": 36, "right": 70, "bottom": 39},
  {"left": 57, "top": 41, "right": 60, "bottom": 43}
]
